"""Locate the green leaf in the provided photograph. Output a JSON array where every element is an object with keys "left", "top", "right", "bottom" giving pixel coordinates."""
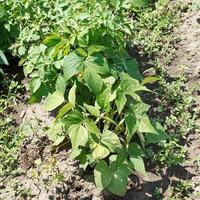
[
  {"left": 43, "top": 34, "right": 61, "bottom": 47},
  {"left": 53, "top": 136, "right": 65, "bottom": 146},
  {"left": 146, "top": 121, "right": 168, "bottom": 144},
  {"left": 88, "top": 45, "right": 107, "bottom": 55},
  {"left": 101, "top": 130, "right": 122, "bottom": 152},
  {"left": 47, "top": 122, "right": 63, "bottom": 142},
  {"left": 97, "top": 86, "right": 111, "bottom": 113},
  {"left": 128, "top": 142, "right": 144, "bottom": 157},
  {"left": 56, "top": 75, "right": 66, "bottom": 95},
  {"left": 94, "top": 160, "right": 112, "bottom": 191},
  {"left": 84, "top": 118, "right": 101, "bottom": 136},
  {"left": 125, "top": 112, "right": 138, "bottom": 143},
  {"left": 0, "top": 50, "right": 8, "bottom": 65},
  {"left": 77, "top": 154, "right": 89, "bottom": 170},
  {"left": 83, "top": 69, "right": 103, "bottom": 95},
  {"left": 0, "top": 5, "right": 6, "bottom": 18},
  {"left": 141, "top": 77, "right": 159, "bottom": 85},
  {"left": 56, "top": 103, "right": 73, "bottom": 119},
  {"left": 84, "top": 103, "right": 100, "bottom": 117},
  {"left": 63, "top": 53, "right": 84, "bottom": 82},
  {"left": 120, "top": 73, "right": 140, "bottom": 97},
  {"left": 107, "top": 168, "right": 128, "bottom": 196},
  {"left": 68, "top": 82, "right": 77, "bottom": 107},
  {"left": 134, "top": 85, "right": 153, "bottom": 93},
  {"left": 18, "top": 46, "right": 26, "bottom": 56},
  {"left": 116, "top": 59, "right": 142, "bottom": 80},
  {"left": 47, "top": 122, "right": 65, "bottom": 146},
  {"left": 85, "top": 53, "right": 110, "bottom": 75},
  {"left": 131, "top": 0, "right": 149, "bottom": 8},
  {"left": 44, "top": 91, "right": 64, "bottom": 111},
  {"left": 30, "top": 77, "right": 41, "bottom": 93},
  {"left": 103, "top": 116, "right": 121, "bottom": 129},
  {"left": 138, "top": 114, "right": 157, "bottom": 133},
  {"left": 70, "top": 149, "right": 82, "bottom": 160},
  {"left": 130, "top": 102, "right": 150, "bottom": 121},
  {"left": 92, "top": 144, "right": 110, "bottom": 160},
  {"left": 68, "top": 124, "right": 89, "bottom": 149},
  {"left": 128, "top": 143, "right": 146, "bottom": 176},
  {"left": 74, "top": 48, "right": 87, "bottom": 57},
  {"left": 130, "top": 156, "right": 146, "bottom": 176},
  {"left": 63, "top": 110, "right": 83, "bottom": 127},
  {"left": 115, "top": 89, "right": 127, "bottom": 114}
]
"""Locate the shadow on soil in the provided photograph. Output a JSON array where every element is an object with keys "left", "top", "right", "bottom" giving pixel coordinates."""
[{"left": 104, "top": 165, "right": 195, "bottom": 200}]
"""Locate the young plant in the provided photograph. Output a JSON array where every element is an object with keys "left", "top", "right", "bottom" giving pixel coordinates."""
[{"left": 2, "top": 0, "right": 168, "bottom": 196}]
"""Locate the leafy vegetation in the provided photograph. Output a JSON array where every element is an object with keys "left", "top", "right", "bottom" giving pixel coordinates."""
[
  {"left": 170, "top": 180, "right": 194, "bottom": 199},
  {"left": 0, "top": 0, "right": 199, "bottom": 198},
  {"left": 0, "top": 76, "right": 24, "bottom": 177},
  {"left": 0, "top": 0, "right": 170, "bottom": 196},
  {"left": 131, "top": 0, "right": 178, "bottom": 56}
]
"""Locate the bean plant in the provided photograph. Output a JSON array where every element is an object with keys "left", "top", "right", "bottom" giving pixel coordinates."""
[{"left": 0, "top": 0, "right": 168, "bottom": 196}]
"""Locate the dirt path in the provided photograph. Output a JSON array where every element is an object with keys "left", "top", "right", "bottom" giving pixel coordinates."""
[{"left": 167, "top": 7, "right": 200, "bottom": 86}]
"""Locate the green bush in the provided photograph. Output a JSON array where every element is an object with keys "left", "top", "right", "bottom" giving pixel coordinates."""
[{"left": 0, "top": 0, "right": 169, "bottom": 196}]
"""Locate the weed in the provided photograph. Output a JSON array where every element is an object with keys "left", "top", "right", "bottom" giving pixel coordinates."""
[
  {"left": 131, "top": 0, "right": 180, "bottom": 57},
  {"left": 147, "top": 139, "right": 186, "bottom": 167},
  {"left": 0, "top": 76, "right": 25, "bottom": 177},
  {"left": 170, "top": 180, "right": 194, "bottom": 199},
  {"left": 11, "top": 180, "right": 34, "bottom": 199},
  {"left": 153, "top": 186, "right": 163, "bottom": 200}
]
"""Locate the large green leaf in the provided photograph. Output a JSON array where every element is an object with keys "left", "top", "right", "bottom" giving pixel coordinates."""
[
  {"left": 30, "top": 77, "right": 41, "bottom": 93},
  {"left": 43, "top": 34, "right": 61, "bottom": 47},
  {"left": 83, "top": 69, "right": 103, "bottom": 95},
  {"left": 88, "top": 45, "right": 107, "bottom": 55},
  {"left": 131, "top": 0, "right": 149, "bottom": 8},
  {"left": 115, "top": 59, "right": 142, "bottom": 80},
  {"left": 63, "top": 53, "right": 84, "bottom": 81},
  {"left": 85, "top": 53, "right": 110, "bottom": 75},
  {"left": 131, "top": 102, "right": 150, "bottom": 120},
  {"left": 0, "top": 5, "right": 6, "bottom": 18},
  {"left": 128, "top": 143, "right": 146, "bottom": 176},
  {"left": 56, "top": 103, "right": 73, "bottom": 119},
  {"left": 68, "top": 124, "right": 89, "bottom": 149},
  {"left": 115, "top": 89, "right": 127, "bottom": 114},
  {"left": 120, "top": 73, "right": 143, "bottom": 99},
  {"left": 101, "top": 130, "right": 122, "bottom": 152},
  {"left": 146, "top": 121, "right": 168, "bottom": 144},
  {"left": 47, "top": 122, "right": 65, "bottom": 146},
  {"left": 44, "top": 91, "right": 64, "bottom": 111},
  {"left": 138, "top": 114, "right": 157, "bottom": 133},
  {"left": 84, "top": 103, "right": 100, "bottom": 117},
  {"left": 92, "top": 144, "right": 110, "bottom": 160},
  {"left": 63, "top": 110, "right": 83, "bottom": 127},
  {"left": 94, "top": 160, "right": 112, "bottom": 191},
  {"left": 56, "top": 75, "right": 66, "bottom": 95},
  {"left": 125, "top": 112, "right": 138, "bottom": 143},
  {"left": 107, "top": 168, "right": 128, "bottom": 196},
  {"left": 97, "top": 86, "right": 111, "bottom": 113}
]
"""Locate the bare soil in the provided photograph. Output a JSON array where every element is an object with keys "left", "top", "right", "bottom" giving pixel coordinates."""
[{"left": 167, "top": 8, "right": 200, "bottom": 86}]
